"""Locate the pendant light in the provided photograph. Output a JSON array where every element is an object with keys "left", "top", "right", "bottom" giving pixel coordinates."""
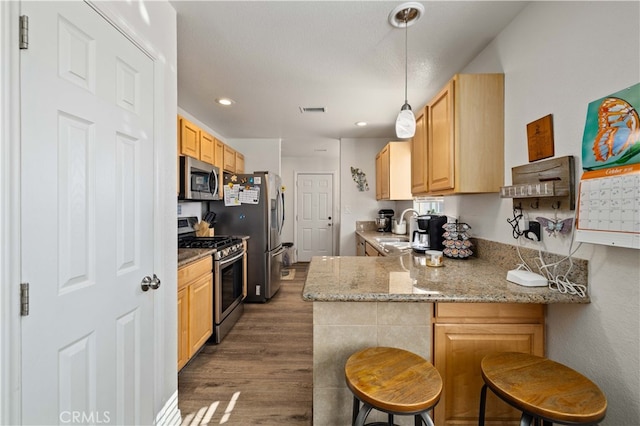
[{"left": 389, "top": 3, "right": 424, "bottom": 139}]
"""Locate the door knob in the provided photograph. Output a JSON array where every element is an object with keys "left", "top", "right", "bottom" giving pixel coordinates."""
[
  {"left": 150, "top": 274, "right": 161, "bottom": 290},
  {"left": 141, "top": 276, "right": 152, "bottom": 292}
]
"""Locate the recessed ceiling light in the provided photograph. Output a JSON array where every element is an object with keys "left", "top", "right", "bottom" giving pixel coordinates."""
[
  {"left": 355, "top": 121, "right": 368, "bottom": 127},
  {"left": 215, "top": 98, "right": 235, "bottom": 106}
]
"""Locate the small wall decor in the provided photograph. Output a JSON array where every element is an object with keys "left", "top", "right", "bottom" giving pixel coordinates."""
[
  {"left": 527, "top": 114, "right": 555, "bottom": 162},
  {"left": 350, "top": 166, "right": 369, "bottom": 192}
]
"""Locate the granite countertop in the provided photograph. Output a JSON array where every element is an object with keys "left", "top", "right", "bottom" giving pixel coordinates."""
[
  {"left": 306, "top": 228, "right": 589, "bottom": 304},
  {"left": 178, "top": 248, "right": 214, "bottom": 268},
  {"left": 302, "top": 253, "right": 589, "bottom": 304}
]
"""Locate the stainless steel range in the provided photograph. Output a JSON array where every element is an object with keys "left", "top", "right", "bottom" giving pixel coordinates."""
[{"left": 178, "top": 217, "right": 245, "bottom": 343}]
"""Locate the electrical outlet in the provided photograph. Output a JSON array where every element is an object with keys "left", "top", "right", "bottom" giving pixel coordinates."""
[{"left": 525, "top": 221, "right": 541, "bottom": 241}]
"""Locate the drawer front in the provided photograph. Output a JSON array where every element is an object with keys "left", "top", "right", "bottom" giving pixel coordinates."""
[
  {"left": 178, "top": 256, "right": 212, "bottom": 289},
  {"left": 435, "top": 303, "right": 544, "bottom": 324}
]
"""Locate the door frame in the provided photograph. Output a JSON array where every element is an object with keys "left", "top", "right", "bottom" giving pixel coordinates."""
[
  {"left": 293, "top": 171, "right": 338, "bottom": 260},
  {"left": 0, "top": 2, "right": 177, "bottom": 424}
]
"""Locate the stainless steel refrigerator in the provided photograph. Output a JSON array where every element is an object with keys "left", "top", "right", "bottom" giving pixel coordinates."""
[{"left": 211, "top": 172, "right": 285, "bottom": 302}]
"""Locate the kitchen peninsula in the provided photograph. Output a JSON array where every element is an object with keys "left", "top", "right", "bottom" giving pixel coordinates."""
[{"left": 302, "top": 239, "right": 589, "bottom": 426}]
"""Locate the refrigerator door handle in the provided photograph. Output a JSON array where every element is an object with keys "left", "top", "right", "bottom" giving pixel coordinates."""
[{"left": 272, "top": 247, "right": 286, "bottom": 257}]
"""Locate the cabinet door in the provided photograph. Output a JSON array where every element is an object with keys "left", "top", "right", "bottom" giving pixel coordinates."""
[
  {"left": 235, "top": 152, "right": 245, "bottom": 174},
  {"left": 223, "top": 145, "right": 236, "bottom": 172},
  {"left": 356, "top": 235, "right": 365, "bottom": 256},
  {"left": 214, "top": 138, "right": 225, "bottom": 171},
  {"left": 433, "top": 323, "right": 544, "bottom": 426},
  {"left": 188, "top": 274, "right": 213, "bottom": 357},
  {"left": 200, "top": 130, "right": 215, "bottom": 164},
  {"left": 380, "top": 145, "right": 390, "bottom": 199},
  {"left": 428, "top": 80, "right": 455, "bottom": 192},
  {"left": 411, "top": 109, "right": 428, "bottom": 194},
  {"left": 179, "top": 116, "right": 200, "bottom": 159},
  {"left": 375, "top": 152, "right": 382, "bottom": 200},
  {"left": 177, "top": 287, "right": 189, "bottom": 370}
]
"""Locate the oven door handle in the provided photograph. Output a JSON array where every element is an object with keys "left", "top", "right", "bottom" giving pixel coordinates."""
[{"left": 218, "top": 251, "right": 245, "bottom": 267}]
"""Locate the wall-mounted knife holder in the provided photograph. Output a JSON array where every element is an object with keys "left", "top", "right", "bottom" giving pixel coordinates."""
[{"left": 500, "top": 156, "right": 575, "bottom": 210}]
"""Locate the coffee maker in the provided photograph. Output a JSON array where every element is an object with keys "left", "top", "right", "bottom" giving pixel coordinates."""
[
  {"left": 412, "top": 215, "right": 447, "bottom": 251},
  {"left": 376, "top": 209, "right": 394, "bottom": 233}
]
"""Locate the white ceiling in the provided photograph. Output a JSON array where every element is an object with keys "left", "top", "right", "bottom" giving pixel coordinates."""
[{"left": 171, "top": 1, "right": 528, "bottom": 157}]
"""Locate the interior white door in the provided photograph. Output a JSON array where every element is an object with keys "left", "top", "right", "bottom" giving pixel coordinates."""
[
  {"left": 20, "top": 2, "right": 156, "bottom": 425},
  {"left": 296, "top": 173, "right": 334, "bottom": 261}
]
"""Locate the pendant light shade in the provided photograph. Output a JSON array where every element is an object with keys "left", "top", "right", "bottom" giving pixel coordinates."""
[
  {"left": 395, "top": 103, "right": 416, "bottom": 139},
  {"left": 391, "top": 3, "right": 423, "bottom": 139}
]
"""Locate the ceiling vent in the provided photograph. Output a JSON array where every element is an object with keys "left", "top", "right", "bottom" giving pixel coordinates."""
[{"left": 299, "top": 107, "right": 326, "bottom": 113}]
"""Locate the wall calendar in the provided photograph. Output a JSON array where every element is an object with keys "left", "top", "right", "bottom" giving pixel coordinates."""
[{"left": 575, "top": 83, "right": 640, "bottom": 249}]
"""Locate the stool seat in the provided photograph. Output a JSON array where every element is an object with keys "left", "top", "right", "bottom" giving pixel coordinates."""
[
  {"left": 345, "top": 347, "right": 442, "bottom": 415},
  {"left": 481, "top": 352, "right": 607, "bottom": 425}
]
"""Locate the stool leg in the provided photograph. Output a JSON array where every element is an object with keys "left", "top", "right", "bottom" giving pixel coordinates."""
[
  {"left": 354, "top": 402, "right": 373, "bottom": 426},
  {"left": 418, "top": 412, "right": 435, "bottom": 426},
  {"left": 387, "top": 413, "right": 393, "bottom": 426},
  {"left": 479, "top": 384, "right": 488, "bottom": 426},
  {"left": 352, "top": 396, "right": 359, "bottom": 425},
  {"left": 520, "top": 412, "right": 533, "bottom": 426}
]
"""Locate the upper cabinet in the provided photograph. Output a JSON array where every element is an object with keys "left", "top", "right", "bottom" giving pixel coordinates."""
[
  {"left": 199, "top": 130, "right": 215, "bottom": 165},
  {"left": 223, "top": 145, "right": 236, "bottom": 173},
  {"left": 179, "top": 116, "right": 200, "bottom": 159},
  {"left": 412, "top": 74, "right": 504, "bottom": 196},
  {"left": 411, "top": 108, "right": 428, "bottom": 194},
  {"left": 376, "top": 141, "right": 412, "bottom": 201},
  {"left": 177, "top": 115, "right": 245, "bottom": 175}
]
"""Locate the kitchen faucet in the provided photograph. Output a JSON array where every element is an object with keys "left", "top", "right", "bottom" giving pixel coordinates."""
[{"left": 397, "top": 208, "right": 419, "bottom": 237}]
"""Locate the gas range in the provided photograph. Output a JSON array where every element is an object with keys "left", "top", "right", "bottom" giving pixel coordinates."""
[
  {"left": 178, "top": 217, "right": 243, "bottom": 260},
  {"left": 178, "top": 235, "right": 244, "bottom": 260}
]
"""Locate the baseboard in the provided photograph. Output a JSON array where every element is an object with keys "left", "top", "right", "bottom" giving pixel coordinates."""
[{"left": 155, "top": 390, "right": 181, "bottom": 426}]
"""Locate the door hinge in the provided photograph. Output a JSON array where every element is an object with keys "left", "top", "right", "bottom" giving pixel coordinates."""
[
  {"left": 19, "top": 15, "right": 28, "bottom": 50},
  {"left": 20, "top": 283, "right": 29, "bottom": 316}
]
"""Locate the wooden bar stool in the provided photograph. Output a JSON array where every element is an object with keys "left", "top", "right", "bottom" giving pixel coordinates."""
[
  {"left": 345, "top": 347, "right": 442, "bottom": 426},
  {"left": 479, "top": 352, "right": 607, "bottom": 426}
]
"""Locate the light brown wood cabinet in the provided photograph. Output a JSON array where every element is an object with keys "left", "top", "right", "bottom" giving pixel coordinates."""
[
  {"left": 411, "top": 108, "right": 428, "bottom": 194},
  {"left": 199, "top": 130, "right": 215, "bottom": 165},
  {"left": 356, "top": 235, "right": 366, "bottom": 256},
  {"left": 375, "top": 141, "right": 412, "bottom": 200},
  {"left": 223, "top": 145, "right": 236, "bottom": 173},
  {"left": 179, "top": 116, "right": 200, "bottom": 159},
  {"left": 412, "top": 74, "right": 504, "bottom": 196},
  {"left": 364, "top": 241, "right": 383, "bottom": 256},
  {"left": 432, "top": 303, "right": 545, "bottom": 426},
  {"left": 177, "top": 115, "right": 245, "bottom": 175},
  {"left": 177, "top": 256, "right": 213, "bottom": 371},
  {"left": 235, "top": 152, "right": 245, "bottom": 174}
]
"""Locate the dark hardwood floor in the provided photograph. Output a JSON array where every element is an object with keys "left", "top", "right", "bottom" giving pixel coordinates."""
[{"left": 178, "top": 263, "right": 313, "bottom": 425}]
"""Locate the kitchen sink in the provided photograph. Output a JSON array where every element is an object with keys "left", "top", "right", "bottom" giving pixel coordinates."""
[{"left": 374, "top": 236, "right": 409, "bottom": 243}]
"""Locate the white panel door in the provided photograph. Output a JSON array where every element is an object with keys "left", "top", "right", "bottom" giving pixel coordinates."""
[
  {"left": 20, "top": 3, "right": 156, "bottom": 425},
  {"left": 296, "top": 173, "right": 334, "bottom": 261}
]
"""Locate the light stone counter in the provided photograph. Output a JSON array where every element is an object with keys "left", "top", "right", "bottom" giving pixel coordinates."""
[{"left": 303, "top": 253, "right": 589, "bottom": 304}]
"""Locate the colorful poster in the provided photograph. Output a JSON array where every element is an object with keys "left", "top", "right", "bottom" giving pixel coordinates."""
[{"left": 581, "top": 83, "right": 640, "bottom": 171}]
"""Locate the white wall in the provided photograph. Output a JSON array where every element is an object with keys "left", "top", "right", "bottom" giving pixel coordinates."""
[
  {"left": 230, "top": 138, "right": 281, "bottom": 175},
  {"left": 339, "top": 138, "right": 396, "bottom": 255},
  {"left": 445, "top": 3, "right": 639, "bottom": 424}
]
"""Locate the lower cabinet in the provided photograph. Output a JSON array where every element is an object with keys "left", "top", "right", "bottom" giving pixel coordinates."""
[
  {"left": 178, "top": 256, "right": 213, "bottom": 371},
  {"left": 432, "top": 303, "right": 545, "bottom": 426},
  {"left": 356, "top": 235, "right": 366, "bottom": 256}
]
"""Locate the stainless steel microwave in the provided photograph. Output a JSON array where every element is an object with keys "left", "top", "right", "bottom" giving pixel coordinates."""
[{"left": 179, "top": 156, "right": 220, "bottom": 200}]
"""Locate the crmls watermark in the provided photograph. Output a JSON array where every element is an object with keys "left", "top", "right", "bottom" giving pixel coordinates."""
[{"left": 59, "top": 411, "right": 111, "bottom": 424}]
